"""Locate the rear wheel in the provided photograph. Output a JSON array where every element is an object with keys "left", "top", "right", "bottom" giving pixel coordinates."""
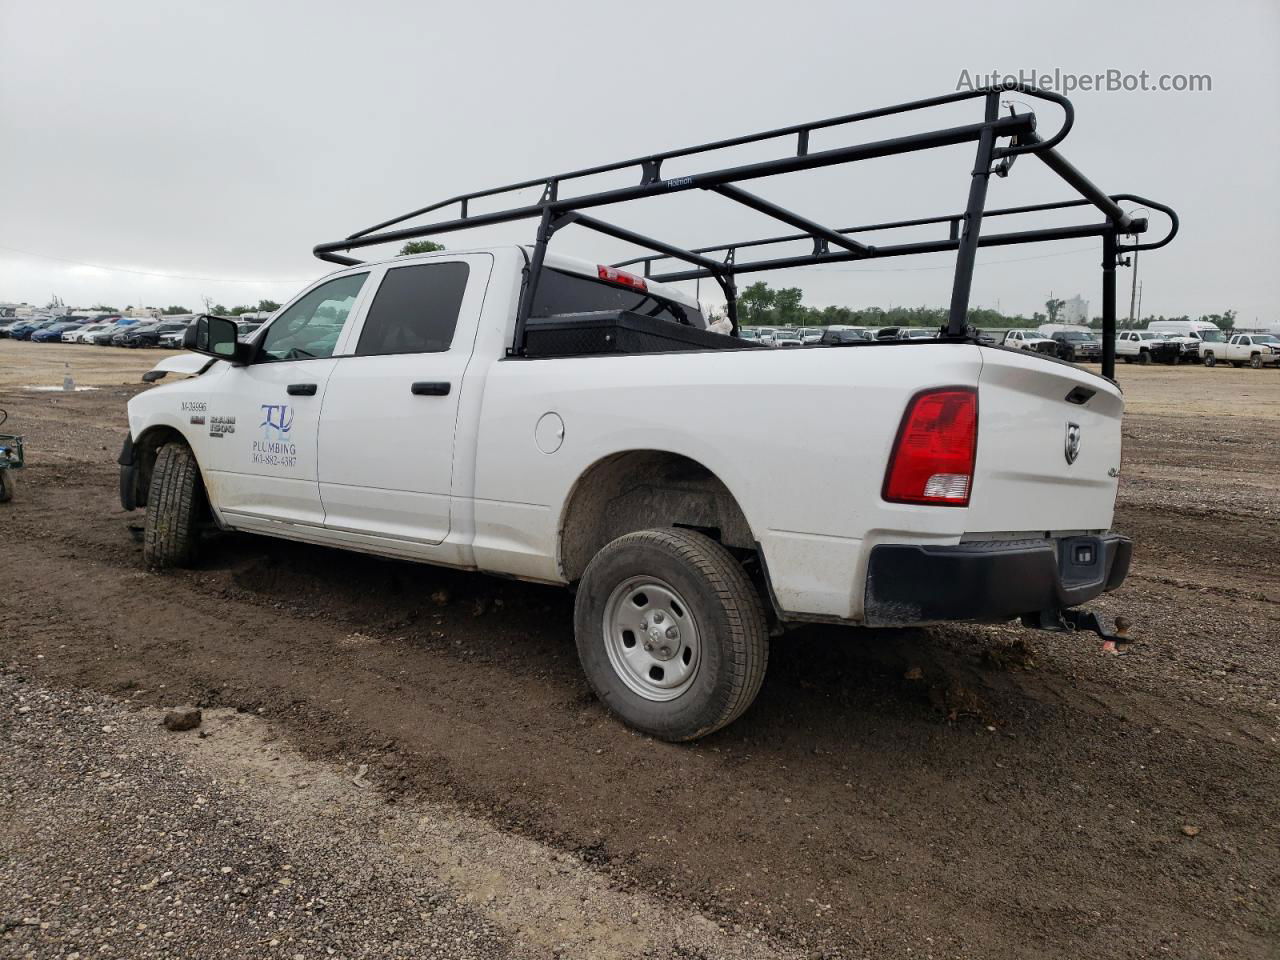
[
  {"left": 574, "top": 528, "right": 768, "bottom": 741},
  {"left": 1203, "top": 352, "right": 1216, "bottom": 367},
  {"left": 143, "top": 442, "right": 206, "bottom": 569}
]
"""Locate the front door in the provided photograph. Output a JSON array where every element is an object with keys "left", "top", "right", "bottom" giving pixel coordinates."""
[
  {"left": 317, "top": 254, "right": 488, "bottom": 545},
  {"left": 201, "top": 271, "right": 371, "bottom": 527}
]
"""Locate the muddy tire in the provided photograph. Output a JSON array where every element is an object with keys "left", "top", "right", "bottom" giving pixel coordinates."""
[
  {"left": 574, "top": 528, "right": 769, "bottom": 742},
  {"left": 0, "top": 471, "right": 13, "bottom": 504},
  {"left": 143, "top": 442, "right": 205, "bottom": 569},
  {"left": 1203, "top": 352, "right": 1216, "bottom": 367}
]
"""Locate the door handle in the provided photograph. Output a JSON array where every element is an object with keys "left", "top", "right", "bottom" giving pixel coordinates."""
[
  {"left": 287, "top": 383, "right": 318, "bottom": 396},
  {"left": 411, "top": 381, "right": 451, "bottom": 396}
]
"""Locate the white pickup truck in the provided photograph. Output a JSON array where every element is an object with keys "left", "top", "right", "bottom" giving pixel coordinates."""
[
  {"left": 1201, "top": 333, "right": 1280, "bottom": 368},
  {"left": 122, "top": 248, "right": 1131, "bottom": 739},
  {"left": 119, "top": 87, "right": 1168, "bottom": 739}
]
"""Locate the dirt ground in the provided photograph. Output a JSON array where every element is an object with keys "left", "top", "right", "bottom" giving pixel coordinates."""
[{"left": 1, "top": 339, "right": 1278, "bottom": 959}]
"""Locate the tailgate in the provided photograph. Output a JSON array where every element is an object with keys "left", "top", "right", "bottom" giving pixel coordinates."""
[{"left": 966, "top": 348, "right": 1123, "bottom": 533}]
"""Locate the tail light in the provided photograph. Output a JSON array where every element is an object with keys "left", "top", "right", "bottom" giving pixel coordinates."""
[
  {"left": 882, "top": 387, "right": 978, "bottom": 506},
  {"left": 597, "top": 265, "right": 647, "bottom": 292}
]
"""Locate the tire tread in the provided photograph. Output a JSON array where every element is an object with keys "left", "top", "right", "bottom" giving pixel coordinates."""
[{"left": 143, "top": 443, "right": 203, "bottom": 568}]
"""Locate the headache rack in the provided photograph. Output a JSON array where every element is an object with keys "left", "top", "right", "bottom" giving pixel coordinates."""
[{"left": 313, "top": 83, "right": 1177, "bottom": 378}]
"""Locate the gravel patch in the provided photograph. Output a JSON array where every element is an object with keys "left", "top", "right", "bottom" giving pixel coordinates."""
[{"left": 0, "top": 674, "right": 798, "bottom": 960}]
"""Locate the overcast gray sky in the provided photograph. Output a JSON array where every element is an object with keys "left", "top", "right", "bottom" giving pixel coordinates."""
[{"left": 2, "top": 0, "right": 1277, "bottom": 323}]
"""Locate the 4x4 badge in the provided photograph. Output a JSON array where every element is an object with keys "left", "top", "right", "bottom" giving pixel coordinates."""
[{"left": 1065, "top": 422, "right": 1081, "bottom": 465}]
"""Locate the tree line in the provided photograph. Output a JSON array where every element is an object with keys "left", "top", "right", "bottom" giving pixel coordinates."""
[{"left": 736, "top": 281, "right": 1238, "bottom": 332}]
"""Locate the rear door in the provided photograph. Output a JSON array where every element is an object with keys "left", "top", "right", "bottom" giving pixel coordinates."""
[
  {"left": 966, "top": 347, "right": 1124, "bottom": 534},
  {"left": 316, "top": 254, "right": 490, "bottom": 544}
]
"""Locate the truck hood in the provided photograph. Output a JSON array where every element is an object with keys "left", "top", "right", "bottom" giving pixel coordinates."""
[{"left": 142, "top": 353, "right": 215, "bottom": 382}]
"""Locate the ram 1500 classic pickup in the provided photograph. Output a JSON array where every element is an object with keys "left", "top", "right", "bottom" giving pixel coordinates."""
[{"left": 118, "top": 85, "right": 1177, "bottom": 739}]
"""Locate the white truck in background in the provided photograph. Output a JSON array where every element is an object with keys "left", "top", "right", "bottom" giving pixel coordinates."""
[
  {"left": 1114, "top": 330, "right": 1179, "bottom": 364},
  {"left": 1200, "top": 333, "right": 1280, "bottom": 368},
  {"left": 1146, "top": 319, "right": 1223, "bottom": 363},
  {"left": 999, "top": 329, "right": 1058, "bottom": 354}
]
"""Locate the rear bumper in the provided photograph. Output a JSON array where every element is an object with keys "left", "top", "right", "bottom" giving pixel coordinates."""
[{"left": 863, "top": 534, "right": 1131, "bottom": 627}]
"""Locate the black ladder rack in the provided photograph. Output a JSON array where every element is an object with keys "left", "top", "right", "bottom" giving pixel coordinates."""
[{"left": 312, "top": 83, "right": 1177, "bottom": 378}]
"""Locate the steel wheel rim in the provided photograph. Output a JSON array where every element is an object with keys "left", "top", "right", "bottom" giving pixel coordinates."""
[{"left": 602, "top": 575, "right": 701, "bottom": 702}]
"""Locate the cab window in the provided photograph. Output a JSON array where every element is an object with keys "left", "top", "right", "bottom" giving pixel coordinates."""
[
  {"left": 258, "top": 273, "right": 368, "bottom": 362},
  {"left": 356, "top": 262, "right": 470, "bottom": 356}
]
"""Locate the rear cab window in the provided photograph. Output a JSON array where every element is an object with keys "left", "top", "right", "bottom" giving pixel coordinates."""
[{"left": 530, "top": 268, "right": 703, "bottom": 328}]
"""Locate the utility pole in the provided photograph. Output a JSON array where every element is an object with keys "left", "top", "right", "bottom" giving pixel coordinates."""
[
  {"left": 1135, "top": 281, "right": 1143, "bottom": 323},
  {"left": 1128, "top": 247, "right": 1139, "bottom": 324}
]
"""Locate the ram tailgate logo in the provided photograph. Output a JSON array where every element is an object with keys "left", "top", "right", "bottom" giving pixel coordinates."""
[{"left": 1064, "top": 422, "right": 1081, "bottom": 465}]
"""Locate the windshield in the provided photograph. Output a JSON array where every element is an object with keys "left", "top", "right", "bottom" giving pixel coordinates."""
[
  {"left": 1061, "top": 332, "right": 1095, "bottom": 341},
  {"left": 1252, "top": 335, "right": 1278, "bottom": 344}
]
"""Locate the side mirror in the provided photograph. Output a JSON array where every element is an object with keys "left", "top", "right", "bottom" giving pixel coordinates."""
[{"left": 184, "top": 315, "right": 248, "bottom": 364}]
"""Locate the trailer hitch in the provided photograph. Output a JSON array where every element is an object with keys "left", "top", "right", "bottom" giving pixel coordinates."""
[{"left": 1021, "top": 608, "right": 1132, "bottom": 654}]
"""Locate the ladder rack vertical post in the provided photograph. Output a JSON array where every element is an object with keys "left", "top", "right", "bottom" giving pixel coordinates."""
[
  {"left": 945, "top": 93, "right": 1000, "bottom": 337},
  {"left": 1101, "top": 229, "right": 1118, "bottom": 379}
]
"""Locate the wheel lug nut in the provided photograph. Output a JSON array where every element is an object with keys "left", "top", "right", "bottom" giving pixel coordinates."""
[
  {"left": 660, "top": 646, "right": 670, "bottom": 656},
  {"left": 665, "top": 626, "right": 677, "bottom": 639},
  {"left": 653, "top": 612, "right": 664, "bottom": 623}
]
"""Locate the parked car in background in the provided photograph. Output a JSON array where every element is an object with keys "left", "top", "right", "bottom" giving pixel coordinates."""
[
  {"left": 91, "top": 319, "right": 139, "bottom": 345},
  {"left": 8, "top": 319, "right": 57, "bottom": 341},
  {"left": 1048, "top": 330, "right": 1102, "bottom": 363},
  {"left": 0, "top": 319, "right": 23, "bottom": 338},
  {"left": 69, "top": 322, "right": 113, "bottom": 343},
  {"left": 1115, "top": 330, "right": 1180, "bottom": 364},
  {"left": 1201, "top": 333, "right": 1280, "bottom": 369},
  {"left": 32, "top": 321, "right": 87, "bottom": 343},
  {"left": 1000, "top": 329, "right": 1057, "bottom": 354},
  {"left": 901, "top": 328, "right": 938, "bottom": 341},
  {"left": 120, "top": 320, "right": 190, "bottom": 348},
  {"left": 820, "top": 327, "right": 873, "bottom": 344},
  {"left": 236, "top": 320, "right": 264, "bottom": 341},
  {"left": 772, "top": 328, "right": 804, "bottom": 346}
]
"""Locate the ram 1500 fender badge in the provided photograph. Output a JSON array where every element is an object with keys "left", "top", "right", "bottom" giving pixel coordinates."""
[{"left": 1065, "top": 422, "right": 1081, "bottom": 465}]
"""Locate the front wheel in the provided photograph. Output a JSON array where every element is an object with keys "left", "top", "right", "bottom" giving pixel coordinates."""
[
  {"left": 1138, "top": 350, "right": 1151, "bottom": 365},
  {"left": 574, "top": 528, "right": 769, "bottom": 741},
  {"left": 1249, "top": 355, "right": 1262, "bottom": 369},
  {"left": 143, "top": 442, "right": 206, "bottom": 568},
  {"left": 0, "top": 470, "right": 14, "bottom": 504},
  {"left": 1203, "top": 353, "right": 1216, "bottom": 367}
]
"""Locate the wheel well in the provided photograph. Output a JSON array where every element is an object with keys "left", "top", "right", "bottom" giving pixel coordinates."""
[
  {"left": 558, "top": 451, "right": 756, "bottom": 583},
  {"left": 132, "top": 426, "right": 188, "bottom": 508}
]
